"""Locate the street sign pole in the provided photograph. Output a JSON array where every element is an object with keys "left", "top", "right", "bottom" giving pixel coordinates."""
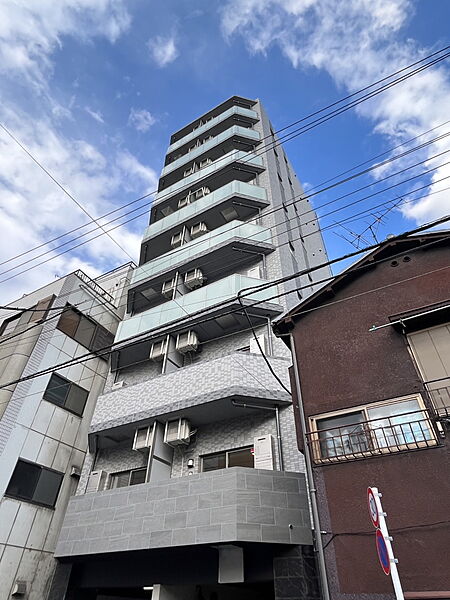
[{"left": 370, "top": 487, "right": 404, "bottom": 600}]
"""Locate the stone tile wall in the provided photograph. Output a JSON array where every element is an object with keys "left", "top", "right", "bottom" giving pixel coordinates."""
[{"left": 56, "top": 467, "right": 311, "bottom": 558}]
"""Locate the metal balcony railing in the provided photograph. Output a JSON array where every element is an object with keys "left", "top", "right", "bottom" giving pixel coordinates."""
[
  {"left": 307, "top": 409, "right": 438, "bottom": 464},
  {"left": 424, "top": 378, "right": 450, "bottom": 418}
]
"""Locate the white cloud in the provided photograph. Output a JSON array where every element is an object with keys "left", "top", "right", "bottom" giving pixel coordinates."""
[
  {"left": 128, "top": 108, "right": 156, "bottom": 132},
  {"left": 220, "top": 0, "right": 450, "bottom": 224},
  {"left": 0, "top": 0, "right": 131, "bottom": 90},
  {"left": 117, "top": 150, "right": 158, "bottom": 193},
  {"left": 85, "top": 106, "right": 105, "bottom": 124},
  {"left": 148, "top": 35, "right": 178, "bottom": 67},
  {"left": 0, "top": 108, "right": 157, "bottom": 302}
]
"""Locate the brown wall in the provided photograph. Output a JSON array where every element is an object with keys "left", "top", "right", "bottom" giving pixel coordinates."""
[{"left": 289, "top": 243, "right": 450, "bottom": 598}]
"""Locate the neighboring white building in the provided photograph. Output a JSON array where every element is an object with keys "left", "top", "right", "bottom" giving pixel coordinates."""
[
  {"left": 0, "top": 264, "right": 134, "bottom": 599},
  {"left": 51, "top": 97, "right": 330, "bottom": 600}
]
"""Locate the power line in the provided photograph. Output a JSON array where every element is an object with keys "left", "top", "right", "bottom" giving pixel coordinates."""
[
  {"left": 3, "top": 112, "right": 448, "bottom": 275},
  {"left": 2, "top": 126, "right": 448, "bottom": 287},
  {"left": 1, "top": 175, "right": 449, "bottom": 353},
  {"left": 2, "top": 46, "right": 449, "bottom": 274},
  {"left": 1, "top": 215, "right": 448, "bottom": 393},
  {"left": 0, "top": 122, "right": 134, "bottom": 262},
  {"left": 3, "top": 233, "right": 449, "bottom": 404}
]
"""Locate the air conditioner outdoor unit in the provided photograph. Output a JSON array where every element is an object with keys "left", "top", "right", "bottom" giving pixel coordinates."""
[
  {"left": 199, "top": 158, "right": 212, "bottom": 169},
  {"left": 70, "top": 465, "right": 81, "bottom": 478},
  {"left": 184, "top": 268, "right": 205, "bottom": 290},
  {"left": 162, "top": 277, "right": 177, "bottom": 300},
  {"left": 191, "top": 139, "right": 202, "bottom": 150},
  {"left": 150, "top": 338, "right": 168, "bottom": 361},
  {"left": 112, "top": 380, "right": 126, "bottom": 390},
  {"left": 190, "top": 222, "right": 209, "bottom": 239},
  {"left": 11, "top": 581, "right": 27, "bottom": 597},
  {"left": 176, "top": 330, "right": 199, "bottom": 354},
  {"left": 86, "top": 470, "right": 108, "bottom": 493},
  {"left": 133, "top": 425, "right": 153, "bottom": 451},
  {"left": 194, "top": 186, "right": 210, "bottom": 199},
  {"left": 178, "top": 195, "right": 192, "bottom": 209},
  {"left": 164, "top": 418, "right": 191, "bottom": 446},
  {"left": 171, "top": 231, "right": 183, "bottom": 248},
  {"left": 247, "top": 265, "right": 262, "bottom": 279}
]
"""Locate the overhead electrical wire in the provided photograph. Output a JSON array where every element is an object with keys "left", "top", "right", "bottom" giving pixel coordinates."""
[
  {"left": 2, "top": 127, "right": 448, "bottom": 287},
  {"left": 2, "top": 230, "right": 449, "bottom": 403},
  {"left": 0, "top": 214, "right": 448, "bottom": 394},
  {"left": 1, "top": 167, "right": 449, "bottom": 353},
  {"left": 0, "top": 123, "right": 134, "bottom": 262},
  {"left": 1, "top": 45, "right": 449, "bottom": 274}
]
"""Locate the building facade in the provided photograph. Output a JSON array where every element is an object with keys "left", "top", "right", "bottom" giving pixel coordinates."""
[
  {"left": 274, "top": 232, "right": 450, "bottom": 599},
  {"left": 51, "top": 96, "right": 329, "bottom": 600},
  {"left": 0, "top": 264, "right": 133, "bottom": 599}
]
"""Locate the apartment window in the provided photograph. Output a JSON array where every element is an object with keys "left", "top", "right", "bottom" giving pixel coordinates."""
[
  {"left": 310, "top": 395, "right": 435, "bottom": 462},
  {"left": 6, "top": 460, "right": 64, "bottom": 508},
  {"left": 57, "top": 306, "right": 114, "bottom": 358},
  {"left": 202, "top": 446, "right": 254, "bottom": 472},
  {"left": 109, "top": 468, "right": 147, "bottom": 489},
  {"left": 43, "top": 373, "right": 89, "bottom": 417},
  {"left": 0, "top": 296, "right": 55, "bottom": 337}
]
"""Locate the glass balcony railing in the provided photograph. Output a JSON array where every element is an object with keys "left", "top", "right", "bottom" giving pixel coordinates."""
[
  {"left": 134, "top": 220, "right": 272, "bottom": 284},
  {"left": 143, "top": 181, "right": 267, "bottom": 242},
  {"left": 116, "top": 273, "right": 277, "bottom": 342},
  {"left": 167, "top": 106, "right": 259, "bottom": 154},
  {"left": 155, "top": 150, "right": 264, "bottom": 204},
  {"left": 162, "top": 126, "right": 260, "bottom": 177}
]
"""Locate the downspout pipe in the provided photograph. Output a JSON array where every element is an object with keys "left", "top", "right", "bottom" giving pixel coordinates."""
[{"left": 290, "top": 333, "right": 331, "bottom": 600}]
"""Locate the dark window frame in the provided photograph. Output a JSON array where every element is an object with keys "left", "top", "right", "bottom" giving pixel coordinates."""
[
  {"left": 43, "top": 372, "right": 89, "bottom": 417},
  {"left": 56, "top": 305, "right": 114, "bottom": 359},
  {"left": 0, "top": 295, "right": 55, "bottom": 336},
  {"left": 109, "top": 467, "right": 147, "bottom": 489},
  {"left": 201, "top": 445, "right": 254, "bottom": 472},
  {"left": 5, "top": 459, "right": 64, "bottom": 509}
]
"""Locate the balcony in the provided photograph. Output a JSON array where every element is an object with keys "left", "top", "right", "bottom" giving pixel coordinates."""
[
  {"left": 116, "top": 272, "right": 281, "bottom": 344},
  {"left": 162, "top": 126, "right": 261, "bottom": 178},
  {"left": 136, "top": 220, "right": 272, "bottom": 284},
  {"left": 308, "top": 408, "right": 438, "bottom": 464},
  {"left": 154, "top": 150, "right": 264, "bottom": 205},
  {"left": 167, "top": 106, "right": 258, "bottom": 154},
  {"left": 54, "top": 467, "right": 311, "bottom": 558},
  {"left": 142, "top": 181, "right": 268, "bottom": 255},
  {"left": 93, "top": 352, "right": 291, "bottom": 434}
]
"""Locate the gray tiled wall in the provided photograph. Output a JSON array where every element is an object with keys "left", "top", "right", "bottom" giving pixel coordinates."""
[
  {"left": 56, "top": 467, "right": 311, "bottom": 558},
  {"left": 90, "top": 352, "right": 291, "bottom": 434}
]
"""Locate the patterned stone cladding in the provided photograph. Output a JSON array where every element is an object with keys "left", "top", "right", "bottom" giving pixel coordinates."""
[{"left": 56, "top": 467, "right": 312, "bottom": 558}]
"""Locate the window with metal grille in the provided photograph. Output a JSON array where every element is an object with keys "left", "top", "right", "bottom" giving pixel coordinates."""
[{"left": 309, "top": 395, "right": 436, "bottom": 462}]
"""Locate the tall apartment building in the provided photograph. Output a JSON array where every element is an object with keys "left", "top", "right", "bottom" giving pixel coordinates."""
[
  {"left": 0, "top": 264, "right": 133, "bottom": 599},
  {"left": 51, "top": 96, "right": 330, "bottom": 600}
]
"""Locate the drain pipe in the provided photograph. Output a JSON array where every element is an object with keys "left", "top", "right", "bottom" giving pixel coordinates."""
[
  {"left": 232, "top": 400, "right": 284, "bottom": 471},
  {"left": 290, "top": 333, "right": 330, "bottom": 600}
]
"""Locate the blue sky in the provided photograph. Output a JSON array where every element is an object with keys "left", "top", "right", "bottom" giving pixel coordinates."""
[{"left": 0, "top": 0, "right": 449, "bottom": 302}]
